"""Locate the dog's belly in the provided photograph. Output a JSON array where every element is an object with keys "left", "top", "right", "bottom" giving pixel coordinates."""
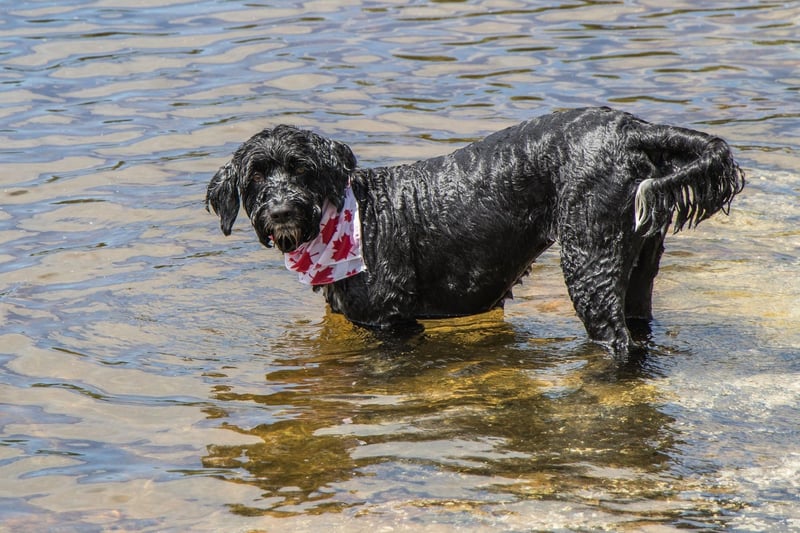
[
  {"left": 413, "top": 280, "right": 511, "bottom": 319},
  {"left": 412, "top": 241, "right": 551, "bottom": 319}
]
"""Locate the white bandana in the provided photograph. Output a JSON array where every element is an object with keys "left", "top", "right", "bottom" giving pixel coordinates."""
[{"left": 284, "top": 184, "right": 366, "bottom": 285}]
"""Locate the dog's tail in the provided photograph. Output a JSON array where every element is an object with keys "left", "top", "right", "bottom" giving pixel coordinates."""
[{"left": 633, "top": 126, "right": 745, "bottom": 234}]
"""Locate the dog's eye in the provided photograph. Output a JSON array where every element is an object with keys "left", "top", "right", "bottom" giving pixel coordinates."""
[
  {"left": 288, "top": 163, "right": 306, "bottom": 175},
  {"left": 251, "top": 171, "right": 266, "bottom": 184}
]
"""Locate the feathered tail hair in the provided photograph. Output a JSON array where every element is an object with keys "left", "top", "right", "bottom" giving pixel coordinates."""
[{"left": 633, "top": 126, "right": 745, "bottom": 234}]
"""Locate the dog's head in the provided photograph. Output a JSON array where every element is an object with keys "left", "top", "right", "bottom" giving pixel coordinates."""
[{"left": 205, "top": 125, "right": 357, "bottom": 253}]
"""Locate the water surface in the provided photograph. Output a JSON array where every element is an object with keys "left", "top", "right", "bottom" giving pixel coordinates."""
[{"left": 1, "top": 1, "right": 798, "bottom": 531}]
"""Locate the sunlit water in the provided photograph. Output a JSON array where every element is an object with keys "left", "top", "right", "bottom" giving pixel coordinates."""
[{"left": 1, "top": 1, "right": 798, "bottom": 531}]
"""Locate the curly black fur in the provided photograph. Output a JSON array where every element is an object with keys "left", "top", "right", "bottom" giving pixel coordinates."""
[{"left": 206, "top": 107, "right": 744, "bottom": 361}]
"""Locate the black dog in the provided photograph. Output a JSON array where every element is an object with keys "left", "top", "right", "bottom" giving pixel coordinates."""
[{"left": 206, "top": 107, "right": 744, "bottom": 360}]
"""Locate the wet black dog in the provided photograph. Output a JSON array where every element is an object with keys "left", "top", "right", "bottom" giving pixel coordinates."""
[{"left": 206, "top": 107, "right": 744, "bottom": 360}]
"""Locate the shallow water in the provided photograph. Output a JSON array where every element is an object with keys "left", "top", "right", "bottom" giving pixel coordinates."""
[{"left": 1, "top": 1, "right": 798, "bottom": 531}]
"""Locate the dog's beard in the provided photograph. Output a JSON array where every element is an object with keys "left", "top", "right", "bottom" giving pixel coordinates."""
[
  {"left": 251, "top": 203, "right": 320, "bottom": 253},
  {"left": 271, "top": 224, "right": 306, "bottom": 253}
]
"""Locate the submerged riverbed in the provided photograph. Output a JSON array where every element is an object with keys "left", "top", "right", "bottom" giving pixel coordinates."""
[{"left": 1, "top": 1, "right": 798, "bottom": 531}]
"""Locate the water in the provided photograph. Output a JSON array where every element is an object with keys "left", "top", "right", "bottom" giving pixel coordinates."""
[{"left": 1, "top": 1, "right": 798, "bottom": 531}]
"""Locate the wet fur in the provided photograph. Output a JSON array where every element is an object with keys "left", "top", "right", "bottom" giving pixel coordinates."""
[{"left": 206, "top": 107, "right": 744, "bottom": 361}]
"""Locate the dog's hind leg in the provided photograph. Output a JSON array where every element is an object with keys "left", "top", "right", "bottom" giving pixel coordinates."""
[
  {"left": 558, "top": 201, "right": 644, "bottom": 360},
  {"left": 624, "top": 230, "right": 666, "bottom": 323}
]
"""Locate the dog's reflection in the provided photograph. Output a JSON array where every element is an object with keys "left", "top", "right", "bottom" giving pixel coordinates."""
[{"left": 203, "top": 310, "right": 678, "bottom": 515}]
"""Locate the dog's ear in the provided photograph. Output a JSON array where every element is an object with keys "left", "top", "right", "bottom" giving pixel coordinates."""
[
  {"left": 324, "top": 139, "right": 357, "bottom": 210},
  {"left": 329, "top": 139, "right": 357, "bottom": 175},
  {"left": 205, "top": 161, "right": 240, "bottom": 236}
]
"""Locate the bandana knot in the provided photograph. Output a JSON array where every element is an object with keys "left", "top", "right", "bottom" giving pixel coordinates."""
[{"left": 284, "top": 184, "right": 366, "bottom": 285}]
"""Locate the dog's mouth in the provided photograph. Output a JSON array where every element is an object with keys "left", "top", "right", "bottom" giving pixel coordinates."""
[
  {"left": 252, "top": 203, "right": 320, "bottom": 253},
  {"left": 270, "top": 224, "right": 307, "bottom": 253}
]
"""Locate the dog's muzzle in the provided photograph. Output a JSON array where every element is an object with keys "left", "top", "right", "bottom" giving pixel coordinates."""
[
  {"left": 252, "top": 203, "right": 317, "bottom": 253},
  {"left": 271, "top": 226, "right": 305, "bottom": 253}
]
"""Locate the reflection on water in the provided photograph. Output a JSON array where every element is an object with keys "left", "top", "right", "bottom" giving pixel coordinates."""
[
  {"left": 1, "top": 0, "right": 798, "bottom": 530},
  {"left": 204, "top": 315, "right": 679, "bottom": 519}
]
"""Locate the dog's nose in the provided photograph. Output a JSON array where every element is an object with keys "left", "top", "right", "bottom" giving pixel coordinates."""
[{"left": 270, "top": 206, "right": 296, "bottom": 224}]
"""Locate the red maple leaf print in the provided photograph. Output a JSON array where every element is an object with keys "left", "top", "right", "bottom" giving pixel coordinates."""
[
  {"left": 310, "top": 266, "right": 334, "bottom": 285},
  {"left": 331, "top": 234, "right": 354, "bottom": 261},
  {"left": 289, "top": 250, "right": 314, "bottom": 273},
  {"left": 320, "top": 215, "right": 339, "bottom": 244},
  {"left": 343, "top": 209, "right": 353, "bottom": 223}
]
